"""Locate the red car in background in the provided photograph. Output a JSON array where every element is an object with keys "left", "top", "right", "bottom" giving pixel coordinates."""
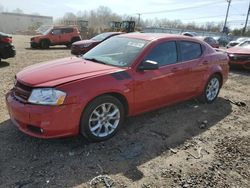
[
  {"left": 71, "top": 32, "right": 123, "bottom": 55},
  {"left": 197, "top": 36, "right": 219, "bottom": 48},
  {"left": 6, "top": 33, "right": 229, "bottom": 142},
  {"left": 30, "top": 26, "right": 81, "bottom": 49},
  {"left": 227, "top": 40, "right": 250, "bottom": 70}
]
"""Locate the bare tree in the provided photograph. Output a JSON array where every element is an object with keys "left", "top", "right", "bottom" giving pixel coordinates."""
[{"left": 0, "top": 4, "right": 4, "bottom": 12}]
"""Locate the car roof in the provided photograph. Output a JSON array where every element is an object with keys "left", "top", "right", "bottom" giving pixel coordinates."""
[
  {"left": 53, "top": 25, "right": 77, "bottom": 29},
  {"left": 118, "top": 32, "right": 202, "bottom": 42}
]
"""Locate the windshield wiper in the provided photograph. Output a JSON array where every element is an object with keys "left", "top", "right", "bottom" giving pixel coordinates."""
[{"left": 83, "top": 57, "right": 106, "bottom": 65}]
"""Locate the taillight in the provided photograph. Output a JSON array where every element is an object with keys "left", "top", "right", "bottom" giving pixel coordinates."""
[{"left": 1, "top": 37, "right": 12, "bottom": 43}]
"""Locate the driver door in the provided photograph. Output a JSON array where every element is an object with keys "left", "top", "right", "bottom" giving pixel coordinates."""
[
  {"left": 50, "top": 29, "right": 62, "bottom": 44},
  {"left": 133, "top": 41, "right": 180, "bottom": 113}
]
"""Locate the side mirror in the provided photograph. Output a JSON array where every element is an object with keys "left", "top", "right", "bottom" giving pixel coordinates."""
[{"left": 138, "top": 60, "right": 159, "bottom": 71}]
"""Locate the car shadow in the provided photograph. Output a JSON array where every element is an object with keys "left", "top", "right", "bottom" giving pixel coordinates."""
[
  {"left": 0, "top": 61, "right": 10, "bottom": 68},
  {"left": 25, "top": 47, "right": 69, "bottom": 50},
  {"left": 230, "top": 65, "right": 250, "bottom": 75},
  {"left": 0, "top": 97, "right": 232, "bottom": 187}
]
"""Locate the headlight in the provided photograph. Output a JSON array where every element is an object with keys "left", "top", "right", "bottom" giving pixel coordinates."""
[{"left": 28, "top": 88, "right": 66, "bottom": 105}]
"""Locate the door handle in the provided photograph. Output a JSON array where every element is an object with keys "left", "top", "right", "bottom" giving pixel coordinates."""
[{"left": 202, "top": 60, "right": 209, "bottom": 65}]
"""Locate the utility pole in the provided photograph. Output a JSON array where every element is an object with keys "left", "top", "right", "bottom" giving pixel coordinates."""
[
  {"left": 242, "top": 2, "right": 250, "bottom": 35},
  {"left": 137, "top": 13, "right": 141, "bottom": 27},
  {"left": 223, "top": 0, "right": 231, "bottom": 33}
]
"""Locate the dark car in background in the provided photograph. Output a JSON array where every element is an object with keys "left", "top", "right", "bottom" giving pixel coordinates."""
[
  {"left": 71, "top": 32, "right": 123, "bottom": 55},
  {"left": 214, "top": 36, "right": 230, "bottom": 47},
  {"left": 227, "top": 40, "right": 250, "bottom": 70},
  {"left": 197, "top": 36, "right": 219, "bottom": 48},
  {"left": 181, "top": 32, "right": 198, "bottom": 37},
  {"left": 0, "top": 32, "right": 16, "bottom": 62}
]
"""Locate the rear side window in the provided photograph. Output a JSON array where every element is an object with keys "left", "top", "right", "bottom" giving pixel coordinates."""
[
  {"left": 179, "top": 41, "right": 202, "bottom": 61},
  {"left": 144, "top": 41, "right": 177, "bottom": 67},
  {"left": 63, "top": 28, "right": 74, "bottom": 33}
]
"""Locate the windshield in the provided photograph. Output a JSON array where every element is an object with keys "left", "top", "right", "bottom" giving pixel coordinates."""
[
  {"left": 237, "top": 38, "right": 247, "bottom": 42},
  {"left": 42, "top": 28, "right": 52, "bottom": 35},
  {"left": 91, "top": 33, "right": 114, "bottom": 41},
  {"left": 83, "top": 36, "right": 149, "bottom": 67},
  {"left": 238, "top": 41, "right": 250, "bottom": 49}
]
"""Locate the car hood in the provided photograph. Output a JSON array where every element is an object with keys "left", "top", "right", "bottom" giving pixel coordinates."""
[
  {"left": 16, "top": 57, "right": 122, "bottom": 87},
  {"left": 73, "top": 39, "right": 97, "bottom": 46},
  {"left": 227, "top": 47, "right": 250, "bottom": 55}
]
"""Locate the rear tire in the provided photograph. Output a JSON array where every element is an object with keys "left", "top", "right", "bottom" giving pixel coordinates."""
[
  {"left": 40, "top": 40, "right": 50, "bottom": 49},
  {"left": 80, "top": 95, "right": 125, "bottom": 142},
  {"left": 199, "top": 74, "right": 221, "bottom": 104}
]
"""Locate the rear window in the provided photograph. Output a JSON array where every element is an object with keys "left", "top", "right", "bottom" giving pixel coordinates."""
[{"left": 179, "top": 41, "right": 202, "bottom": 61}]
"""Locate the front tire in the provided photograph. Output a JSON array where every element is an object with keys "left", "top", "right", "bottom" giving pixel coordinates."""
[
  {"left": 200, "top": 74, "right": 221, "bottom": 104},
  {"left": 80, "top": 95, "right": 125, "bottom": 142},
  {"left": 40, "top": 40, "right": 50, "bottom": 49}
]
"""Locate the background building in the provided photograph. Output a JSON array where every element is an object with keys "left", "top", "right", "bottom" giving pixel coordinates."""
[{"left": 0, "top": 12, "right": 53, "bottom": 34}]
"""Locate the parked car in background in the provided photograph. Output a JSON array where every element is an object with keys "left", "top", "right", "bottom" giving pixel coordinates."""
[
  {"left": 226, "top": 37, "right": 249, "bottom": 48},
  {"left": 30, "top": 26, "right": 81, "bottom": 49},
  {"left": 6, "top": 33, "right": 229, "bottom": 141},
  {"left": 0, "top": 32, "right": 16, "bottom": 62},
  {"left": 227, "top": 40, "right": 250, "bottom": 70},
  {"left": 71, "top": 32, "right": 123, "bottom": 55},
  {"left": 214, "top": 36, "right": 230, "bottom": 47},
  {"left": 181, "top": 32, "right": 198, "bottom": 37},
  {"left": 197, "top": 36, "right": 219, "bottom": 48}
]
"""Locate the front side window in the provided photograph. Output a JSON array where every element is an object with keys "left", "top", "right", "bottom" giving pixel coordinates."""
[
  {"left": 179, "top": 41, "right": 202, "bottom": 61},
  {"left": 52, "top": 29, "right": 61, "bottom": 35},
  {"left": 144, "top": 41, "right": 177, "bottom": 66}
]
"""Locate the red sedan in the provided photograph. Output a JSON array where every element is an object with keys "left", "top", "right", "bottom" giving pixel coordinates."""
[
  {"left": 227, "top": 40, "right": 250, "bottom": 70},
  {"left": 71, "top": 32, "right": 123, "bottom": 55},
  {"left": 6, "top": 33, "right": 229, "bottom": 141}
]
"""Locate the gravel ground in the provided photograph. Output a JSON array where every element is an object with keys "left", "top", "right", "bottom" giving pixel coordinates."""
[{"left": 0, "top": 35, "right": 249, "bottom": 188}]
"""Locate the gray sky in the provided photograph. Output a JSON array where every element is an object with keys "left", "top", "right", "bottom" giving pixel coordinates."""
[{"left": 0, "top": 0, "right": 249, "bottom": 28}]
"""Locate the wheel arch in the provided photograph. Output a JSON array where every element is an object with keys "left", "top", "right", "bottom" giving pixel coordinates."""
[
  {"left": 211, "top": 72, "right": 223, "bottom": 87},
  {"left": 83, "top": 92, "right": 129, "bottom": 117}
]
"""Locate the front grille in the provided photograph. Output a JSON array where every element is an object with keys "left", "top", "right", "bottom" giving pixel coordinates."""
[
  {"left": 13, "top": 81, "right": 32, "bottom": 103},
  {"left": 229, "top": 54, "right": 250, "bottom": 62}
]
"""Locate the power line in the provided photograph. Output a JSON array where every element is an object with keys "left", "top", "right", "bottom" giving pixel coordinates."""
[
  {"left": 135, "top": 0, "right": 226, "bottom": 15},
  {"left": 181, "top": 13, "right": 245, "bottom": 21}
]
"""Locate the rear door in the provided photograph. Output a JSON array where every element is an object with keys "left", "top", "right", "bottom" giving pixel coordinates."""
[
  {"left": 176, "top": 40, "right": 207, "bottom": 95},
  {"left": 61, "top": 28, "right": 74, "bottom": 43}
]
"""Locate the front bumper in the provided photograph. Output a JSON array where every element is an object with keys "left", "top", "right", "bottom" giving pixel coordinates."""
[
  {"left": 30, "top": 42, "right": 39, "bottom": 48},
  {"left": 0, "top": 43, "right": 16, "bottom": 59},
  {"left": 6, "top": 92, "right": 81, "bottom": 139},
  {"left": 228, "top": 54, "right": 250, "bottom": 69}
]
